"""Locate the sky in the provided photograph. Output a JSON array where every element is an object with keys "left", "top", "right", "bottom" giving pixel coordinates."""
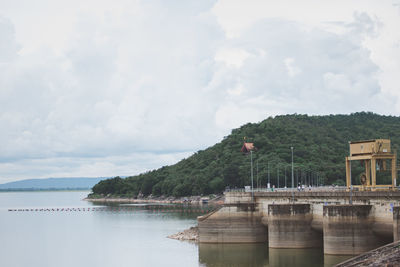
[{"left": 0, "top": 0, "right": 400, "bottom": 183}]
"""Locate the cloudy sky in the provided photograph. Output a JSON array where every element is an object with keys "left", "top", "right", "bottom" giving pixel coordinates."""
[{"left": 0, "top": 0, "right": 400, "bottom": 183}]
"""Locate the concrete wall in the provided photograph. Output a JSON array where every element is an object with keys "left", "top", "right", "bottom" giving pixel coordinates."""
[
  {"left": 394, "top": 206, "right": 400, "bottom": 242},
  {"left": 198, "top": 204, "right": 267, "bottom": 243},
  {"left": 267, "top": 204, "right": 322, "bottom": 248},
  {"left": 323, "top": 205, "right": 384, "bottom": 255}
]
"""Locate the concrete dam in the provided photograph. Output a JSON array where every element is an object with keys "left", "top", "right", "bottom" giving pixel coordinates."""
[{"left": 198, "top": 190, "right": 400, "bottom": 255}]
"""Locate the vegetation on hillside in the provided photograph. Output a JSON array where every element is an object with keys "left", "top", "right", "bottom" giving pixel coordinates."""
[{"left": 89, "top": 112, "right": 400, "bottom": 198}]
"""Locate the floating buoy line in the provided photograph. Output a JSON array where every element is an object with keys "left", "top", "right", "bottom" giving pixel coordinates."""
[{"left": 7, "top": 205, "right": 217, "bottom": 214}]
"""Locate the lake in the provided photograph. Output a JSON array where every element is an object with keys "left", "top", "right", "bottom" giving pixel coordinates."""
[{"left": 0, "top": 191, "right": 350, "bottom": 266}]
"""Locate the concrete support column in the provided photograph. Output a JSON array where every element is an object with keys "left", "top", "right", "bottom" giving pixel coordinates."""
[
  {"left": 323, "top": 205, "right": 383, "bottom": 255},
  {"left": 198, "top": 204, "right": 267, "bottom": 243},
  {"left": 267, "top": 204, "right": 322, "bottom": 248},
  {"left": 394, "top": 206, "right": 400, "bottom": 242}
]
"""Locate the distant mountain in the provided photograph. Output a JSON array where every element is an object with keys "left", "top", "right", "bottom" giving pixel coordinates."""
[{"left": 0, "top": 177, "right": 109, "bottom": 191}]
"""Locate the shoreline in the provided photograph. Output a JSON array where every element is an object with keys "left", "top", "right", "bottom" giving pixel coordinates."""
[
  {"left": 84, "top": 195, "right": 224, "bottom": 205},
  {"left": 85, "top": 197, "right": 200, "bottom": 204}
]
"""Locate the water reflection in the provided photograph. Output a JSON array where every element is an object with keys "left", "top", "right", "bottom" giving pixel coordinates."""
[
  {"left": 323, "top": 254, "right": 352, "bottom": 267},
  {"left": 268, "top": 248, "right": 323, "bottom": 267},
  {"left": 199, "top": 243, "right": 268, "bottom": 267},
  {"left": 89, "top": 202, "right": 219, "bottom": 221}
]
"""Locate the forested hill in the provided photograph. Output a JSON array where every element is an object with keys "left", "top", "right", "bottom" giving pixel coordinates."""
[{"left": 90, "top": 112, "right": 400, "bottom": 198}]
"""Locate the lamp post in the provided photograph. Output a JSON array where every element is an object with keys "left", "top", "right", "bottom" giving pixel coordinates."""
[
  {"left": 277, "top": 165, "right": 279, "bottom": 188},
  {"left": 291, "top": 147, "right": 294, "bottom": 202},
  {"left": 284, "top": 165, "right": 287, "bottom": 188},
  {"left": 268, "top": 162, "right": 270, "bottom": 189},
  {"left": 256, "top": 160, "right": 259, "bottom": 189}
]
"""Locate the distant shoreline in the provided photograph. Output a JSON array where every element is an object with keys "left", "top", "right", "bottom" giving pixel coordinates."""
[{"left": 85, "top": 197, "right": 200, "bottom": 204}]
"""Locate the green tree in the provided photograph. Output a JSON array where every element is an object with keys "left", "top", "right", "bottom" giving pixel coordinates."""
[{"left": 90, "top": 113, "right": 400, "bottom": 197}]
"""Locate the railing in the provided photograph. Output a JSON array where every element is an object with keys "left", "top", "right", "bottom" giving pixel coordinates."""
[
  {"left": 225, "top": 185, "right": 400, "bottom": 193},
  {"left": 225, "top": 186, "right": 349, "bottom": 193}
]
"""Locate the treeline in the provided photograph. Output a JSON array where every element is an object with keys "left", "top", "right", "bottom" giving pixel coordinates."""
[{"left": 90, "top": 112, "right": 400, "bottom": 198}]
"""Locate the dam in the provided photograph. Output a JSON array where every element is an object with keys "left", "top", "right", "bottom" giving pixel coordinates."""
[
  {"left": 198, "top": 190, "right": 400, "bottom": 255},
  {"left": 198, "top": 139, "right": 400, "bottom": 255}
]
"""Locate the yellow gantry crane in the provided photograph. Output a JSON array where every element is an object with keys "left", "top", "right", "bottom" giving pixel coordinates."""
[{"left": 346, "top": 139, "right": 397, "bottom": 191}]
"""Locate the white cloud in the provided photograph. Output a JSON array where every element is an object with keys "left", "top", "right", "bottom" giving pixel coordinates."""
[
  {"left": 284, "top": 58, "right": 301, "bottom": 77},
  {"left": 215, "top": 48, "right": 251, "bottom": 68},
  {"left": 227, "top": 83, "right": 245, "bottom": 96},
  {"left": 0, "top": 0, "right": 399, "bottom": 182}
]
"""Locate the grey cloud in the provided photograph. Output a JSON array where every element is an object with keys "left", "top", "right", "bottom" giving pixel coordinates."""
[
  {"left": 211, "top": 16, "right": 387, "bottom": 119},
  {"left": 0, "top": 16, "right": 19, "bottom": 62},
  {"left": 346, "top": 12, "right": 382, "bottom": 39}
]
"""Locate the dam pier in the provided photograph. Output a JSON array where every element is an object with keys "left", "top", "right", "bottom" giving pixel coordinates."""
[{"left": 198, "top": 190, "right": 400, "bottom": 255}]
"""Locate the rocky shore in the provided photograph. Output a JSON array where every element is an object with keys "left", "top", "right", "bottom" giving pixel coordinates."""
[
  {"left": 167, "top": 226, "right": 199, "bottom": 242},
  {"left": 335, "top": 240, "right": 400, "bottom": 267}
]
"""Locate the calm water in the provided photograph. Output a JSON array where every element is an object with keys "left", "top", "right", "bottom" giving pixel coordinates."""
[{"left": 0, "top": 191, "right": 350, "bottom": 267}]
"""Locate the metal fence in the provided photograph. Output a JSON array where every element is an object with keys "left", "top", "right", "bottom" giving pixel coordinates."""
[
  {"left": 225, "top": 185, "right": 399, "bottom": 193},
  {"left": 225, "top": 186, "right": 349, "bottom": 193}
]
